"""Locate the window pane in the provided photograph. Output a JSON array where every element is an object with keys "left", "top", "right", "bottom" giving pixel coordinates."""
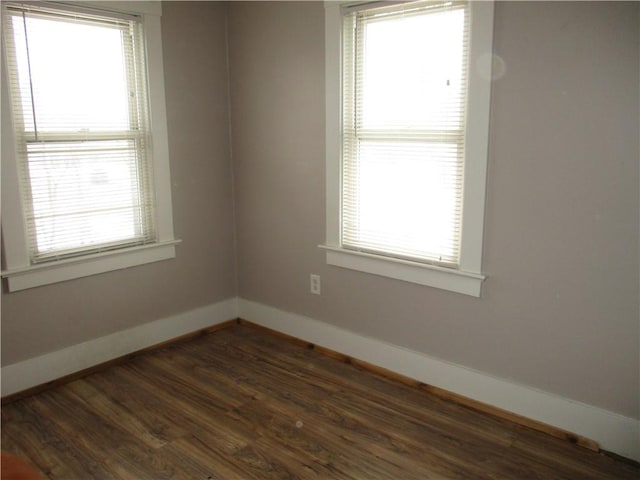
[
  {"left": 4, "top": 4, "right": 155, "bottom": 262},
  {"left": 359, "top": 8, "right": 466, "bottom": 130},
  {"left": 11, "top": 14, "right": 131, "bottom": 133},
  {"left": 343, "top": 140, "right": 462, "bottom": 263},
  {"left": 342, "top": 2, "right": 470, "bottom": 266},
  {"left": 26, "top": 140, "right": 148, "bottom": 255}
]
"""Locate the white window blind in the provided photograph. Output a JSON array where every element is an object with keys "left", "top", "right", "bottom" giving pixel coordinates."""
[
  {"left": 342, "top": 0, "right": 470, "bottom": 267},
  {"left": 4, "top": 2, "right": 156, "bottom": 264}
]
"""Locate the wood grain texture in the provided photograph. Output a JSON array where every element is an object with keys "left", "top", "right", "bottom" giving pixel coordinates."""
[
  {"left": 238, "top": 319, "right": 602, "bottom": 452},
  {"left": 2, "top": 324, "right": 638, "bottom": 479},
  {"left": 1, "top": 320, "right": 237, "bottom": 406}
]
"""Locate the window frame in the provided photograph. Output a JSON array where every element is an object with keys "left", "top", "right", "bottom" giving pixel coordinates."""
[
  {"left": 1, "top": 1, "right": 179, "bottom": 292},
  {"left": 322, "top": 0, "right": 494, "bottom": 297}
]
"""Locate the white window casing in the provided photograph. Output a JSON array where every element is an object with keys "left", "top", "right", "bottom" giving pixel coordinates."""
[
  {"left": 322, "top": 0, "right": 494, "bottom": 297},
  {"left": 1, "top": 1, "right": 179, "bottom": 291}
]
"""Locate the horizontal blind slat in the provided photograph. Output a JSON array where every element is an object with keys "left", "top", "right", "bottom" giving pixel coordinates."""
[
  {"left": 3, "top": 2, "right": 156, "bottom": 262},
  {"left": 342, "top": 0, "right": 470, "bottom": 266}
]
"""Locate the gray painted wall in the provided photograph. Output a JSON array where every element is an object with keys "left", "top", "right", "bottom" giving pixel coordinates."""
[
  {"left": 2, "top": 1, "right": 638, "bottom": 421},
  {"left": 1, "top": 2, "right": 237, "bottom": 364},
  {"left": 229, "top": 1, "right": 639, "bottom": 418}
]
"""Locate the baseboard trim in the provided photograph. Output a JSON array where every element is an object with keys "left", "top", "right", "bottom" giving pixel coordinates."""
[
  {"left": 2, "top": 296, "right": 637, "bottom": 462},
  {"left": 237, "top": 298, "right": 640, "bottom": 462},
  {"left": 1, "top": 297, "right": 239, "bottom": 400},
  {"left": 237, "top": 318, "right": 599, "bottom": 451}
]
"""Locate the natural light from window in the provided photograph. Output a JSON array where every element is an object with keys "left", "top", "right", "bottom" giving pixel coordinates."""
[
  {"left": 10, "top": 14, "right": 149, "bottom": 257},
  {"left": 13, "top": 16, "right": 130, "bottom": 132},
  {"left": 343, "top": 5, "right": 467, "bottom": 265}
]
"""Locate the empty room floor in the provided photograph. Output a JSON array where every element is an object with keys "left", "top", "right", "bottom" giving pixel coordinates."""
[{"left": 2, "top": 323, "right": 638, "bottom": 479}]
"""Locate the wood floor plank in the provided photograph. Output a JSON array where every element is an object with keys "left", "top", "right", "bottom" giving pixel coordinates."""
[
  {"left": 164, "top": 435, "right": 266, "bottom": 480},
  {"left": 510, "top": 428, "right": 640, "bottom": 480},
  {"left": 110, "top": 364, "right": 253, "bottom": 456},
  {"left": 3, "top": 399, "right": 119, "bottom": 479},
  {"left": 229, "top": 327, "right": 521, "bottom": 443},
  {"left": 64, "top": 380, "right": 170, "bottom": 450},
  {"left": 24, "top": 390, "right": 174, "bottom": 480},
  {"left": 2, "top": 323, "right": 638, "bottom": 480}
]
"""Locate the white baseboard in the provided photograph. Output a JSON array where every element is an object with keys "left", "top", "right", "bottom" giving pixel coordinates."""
[
  {"left": 1, "top": 297, "right": 239, "bottom": 398},
  {"left": 3, "top": 296, "right": 637, "bottom": 461},
  {"left": 238, "top": 298, "right": 640, "bottom": 462}
]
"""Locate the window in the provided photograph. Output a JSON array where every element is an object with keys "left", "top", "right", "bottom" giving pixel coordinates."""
[
  {"left": 1, "top": 1, "right": 178, "bottom": 291},
  {"left": 323, "top": 0, "right": 494, "bottom": 297}
]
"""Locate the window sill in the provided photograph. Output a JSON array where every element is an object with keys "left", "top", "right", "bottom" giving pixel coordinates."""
[
  {"left": 2, "top": 240, "right": 181, "bottom": 292},
  {"left": 320, "top": 244, "right": 485, "bottom": 297}
]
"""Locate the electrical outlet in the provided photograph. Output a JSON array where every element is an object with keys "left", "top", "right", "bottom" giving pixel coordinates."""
[{"left": 310, "top": 274, "right": 321, "bottom": 295}]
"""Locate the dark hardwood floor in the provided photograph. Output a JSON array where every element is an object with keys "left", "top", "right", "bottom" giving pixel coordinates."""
[{"left": 2, "top": 323, "right": 638, "bottom": 479}]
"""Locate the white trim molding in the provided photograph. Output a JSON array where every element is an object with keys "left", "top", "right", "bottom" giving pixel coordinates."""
[
  {"left": 3, "top": 296, "right": 638, "bottom": 461},
  {"left": 2, "top": 240, "right": 181, "bottom": 292},
  {"left": 1, "top": 297, "right": 238, "bottom": 397},
  {"left": 238, "top": 298, "right": 640, "bottom": 462},
  {"left": 321, "top": 244, "right": 485, "bottom": 297}
]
